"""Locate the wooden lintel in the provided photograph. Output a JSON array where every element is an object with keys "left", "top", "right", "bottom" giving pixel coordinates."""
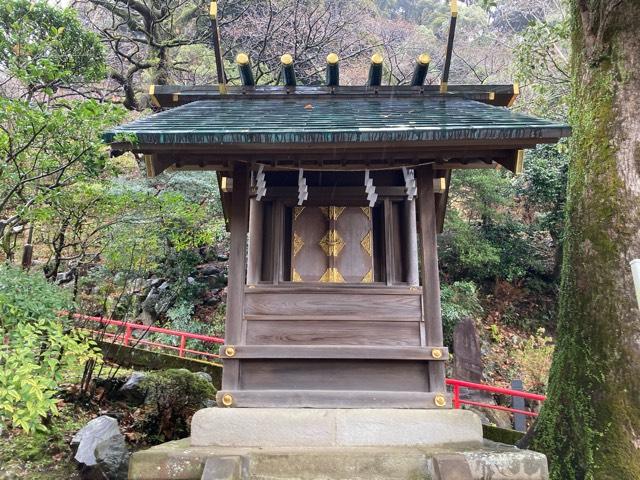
[
  {"left": 262, "top": 186, "right": 407, "bottom": 199},
  {"left": 216, "top": 389, "right": 452, "bottom": 409},
  {"left": 219, "top": 345, "right": 449, "bottom": 360},
  {"left": 131, "top": 147, "right": 532, "bottom": 176}
]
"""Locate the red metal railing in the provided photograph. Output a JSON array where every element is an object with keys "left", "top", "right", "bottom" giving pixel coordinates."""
[
  {"left": 446, "top": 378, "right": 546, "bottom": 417},
  {"left": 70, "top": 313, "right": 545, "bottom": 417},
  {"left": 71, "top": 313, "right": 224, "bottom": 361}
]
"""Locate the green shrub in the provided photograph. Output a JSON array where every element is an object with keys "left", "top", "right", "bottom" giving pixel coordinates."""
[
  {"left": 0, "top": 265, "right": 101, "bottom": 432},
  {"left": 441, "top": 281, "right": 483, "bottom": 347}
]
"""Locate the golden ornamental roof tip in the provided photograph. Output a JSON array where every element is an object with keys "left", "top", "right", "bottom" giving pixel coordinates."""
[
  {"left": 418, "top": 53, "right": 431, "bottom": 65},
  {"left": 371, "top": 53, "right": 383, "bottom": 64},
  {"left": 327, "top": 53, "right": 339, "bottom": 64},
  {"left": 281, "top": 53, "right": 293, "bottom": 65},
  {"left": 236, "top": 53, "right": 250, "bottom": 65}
]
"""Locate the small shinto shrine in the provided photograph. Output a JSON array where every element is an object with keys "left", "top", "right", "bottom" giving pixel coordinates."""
[{"left": 104, "top": 2, "right": 570, "bottom": 478}]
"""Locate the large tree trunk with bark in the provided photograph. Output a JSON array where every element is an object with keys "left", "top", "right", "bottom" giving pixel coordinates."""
[{"left": 531, "top": 1, "right": 640, "bottom": 478}]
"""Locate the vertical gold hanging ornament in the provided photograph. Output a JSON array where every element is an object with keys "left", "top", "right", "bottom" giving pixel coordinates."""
[{"left": 320, "top": 206, "right": 345, "bottom": 220}]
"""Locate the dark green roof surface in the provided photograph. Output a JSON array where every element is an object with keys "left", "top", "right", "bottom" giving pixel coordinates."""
[{"left": 104, "top": 97, "right": 570, "bottom": 146}]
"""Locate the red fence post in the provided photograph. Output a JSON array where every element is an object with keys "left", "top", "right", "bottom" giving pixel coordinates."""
[
  {"left": 123, "top": 323, "right": 132, "bottom": 346},
  {"left": 179, "top": 335, "right": 186, "bottom": 358},
  {"left": 453, "top": 384, "right": 461, "bottom": 409}
]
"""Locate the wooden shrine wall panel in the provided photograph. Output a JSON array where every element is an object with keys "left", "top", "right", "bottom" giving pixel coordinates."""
[
  {"left": 244, "top": 290, "right": 422, "bottom": 320},
  {"left": 244, "top": 320, "right": 421, "bottom": 346},
  {"left": 239, "top": 359, "right": 430, "bottom": 392}
]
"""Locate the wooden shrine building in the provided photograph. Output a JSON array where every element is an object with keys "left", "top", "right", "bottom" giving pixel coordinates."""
[{"left": 105, "top": 47, "right": 569, "bottom": 411}]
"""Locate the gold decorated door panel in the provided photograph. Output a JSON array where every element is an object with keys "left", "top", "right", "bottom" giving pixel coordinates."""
[{"left": 291, "top": 206, "right": 374, "bottom": 283}]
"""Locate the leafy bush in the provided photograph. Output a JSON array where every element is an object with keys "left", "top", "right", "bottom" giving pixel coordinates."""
[
  {"left": 441, "top": 281, "right": 483, "bottom": 347},
  {"left": 137, "top": 369, "right": 214, "bottom": 443},
  {"left": 0, "top": 265, "right": 101, "bottom": 432}
]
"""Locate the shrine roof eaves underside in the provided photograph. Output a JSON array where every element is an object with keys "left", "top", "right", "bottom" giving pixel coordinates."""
[{"left": 105, "top": 88, "right": 570, "bottom": 174}]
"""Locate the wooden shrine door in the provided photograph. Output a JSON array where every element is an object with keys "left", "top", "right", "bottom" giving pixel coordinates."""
[{"left": 291, "top": 206, "right": 373, "bottom": 283}]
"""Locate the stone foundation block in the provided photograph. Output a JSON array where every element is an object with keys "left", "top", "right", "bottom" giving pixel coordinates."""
[{"left": 191, "top": 408, "right": 483, "bottom": 448}]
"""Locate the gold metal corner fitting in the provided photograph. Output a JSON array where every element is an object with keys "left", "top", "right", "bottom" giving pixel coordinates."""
[
  {"left": 221, "top": 393, "right": 233, "bottom": 407},
  {"left": 224, "top": 345, "right": 236, "bottom": 357},
  {"left": 434, "top": 394, "right": 447, "bottom": 407},
  {"left": 431, "top": 348, "right": 443, "bottom": 359}
]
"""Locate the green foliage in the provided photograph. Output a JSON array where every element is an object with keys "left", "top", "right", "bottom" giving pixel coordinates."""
[
  {"left": 515, "top": 143, "right": 569, "bottom": 243},
  {"left": 441, "top": 158, "right": 565, "bottom": 287},
  {"left": 515, "top": 16, "right": 570, "bottom": 118},
  {"left": 513, "top": 328, "right": 553, "bottom": 393},
  {"left": 99, "top": 179, "right": 219, "bottom": 276},
  {"left": 0, "top": 0, "right": 105, "bottom": 90},
  {"left": 137, "top": 369, "right": 214, "bottom": 443},
  {"left": 439, "top": 210, "right": 501, "bottom": 281},
  {"left": 0, "top": 265, "right": 101, "bottom": 432},
  {"left": 0, "top": 401, "right": 92, "bottom": 479},
  {"left": 0, "top": 98, "right": 125, "bottom": 260},
  {"left": 441, "top": 281, "right": 483, "bottom": 347}
]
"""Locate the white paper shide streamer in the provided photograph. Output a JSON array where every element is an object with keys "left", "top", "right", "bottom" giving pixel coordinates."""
[
  {"left": 255, "top": 164, "right": 266, "bottom": 201},
  {"left": 403, "top": 167, "right": 417, "bottom": 201},
  {"left": 364, "top": 170, "right": 377, "bottom": 207},
  {"left": 297, "top": 169, "right": 308, "bottom": 205}
]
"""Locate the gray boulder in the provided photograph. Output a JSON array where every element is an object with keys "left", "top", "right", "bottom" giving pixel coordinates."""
[
  {"left": 95, "top": 432, "right": 129, "bottom": 480},
  {"left": 117, "top": 371, "right": 147, "bottom": 405},
  {"left": 72, "top": 415, "right": 129, "bottom": 480}
]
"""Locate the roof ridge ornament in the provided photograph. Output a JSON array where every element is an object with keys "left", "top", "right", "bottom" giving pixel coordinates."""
[
  {"left": 440, "top": 0, "right": 458, "bottom": 94},
  {"left": 209, "top": 1, "right": 227, "bottom": 94},
  {"left": 411, "top": 54, "right": 431, "bottom": 86}
]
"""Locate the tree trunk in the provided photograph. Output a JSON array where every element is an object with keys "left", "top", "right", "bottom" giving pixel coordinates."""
[{"left": 531, "top": 1, "right": 640, "bottom": 478}]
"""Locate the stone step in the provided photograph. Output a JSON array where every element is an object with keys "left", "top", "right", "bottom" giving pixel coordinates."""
[{"left": 129, "top": 440, "right": 548, "bottom": 480}]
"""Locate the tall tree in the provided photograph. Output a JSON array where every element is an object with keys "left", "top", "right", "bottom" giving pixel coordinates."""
[{"left": 531, "top": 1, "right": 640, "bottom": 478}]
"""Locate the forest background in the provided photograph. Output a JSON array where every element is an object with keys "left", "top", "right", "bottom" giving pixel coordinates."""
[{"left": 0, "top": 0, "right": 568, "bottom": 432}]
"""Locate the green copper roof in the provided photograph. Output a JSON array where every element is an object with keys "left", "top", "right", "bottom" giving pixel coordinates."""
[{"left": 104, "top": 97, "right": 570, "bottom": 146}]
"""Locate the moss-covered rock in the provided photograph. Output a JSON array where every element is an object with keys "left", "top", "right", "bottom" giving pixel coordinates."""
[
  {"left": 136, "top": 369, "right": 215, "bottom": 444},
  {"left": 482, "top": 425, "right": 524, "bottom": 446}
]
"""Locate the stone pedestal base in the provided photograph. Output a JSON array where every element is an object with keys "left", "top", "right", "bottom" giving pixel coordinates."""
[
  {"left": 128, "top": 408, "right": 548, "bottom": 480},
  {"left": 191, "top": 408, "right": 483, "bottom": 448}
]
